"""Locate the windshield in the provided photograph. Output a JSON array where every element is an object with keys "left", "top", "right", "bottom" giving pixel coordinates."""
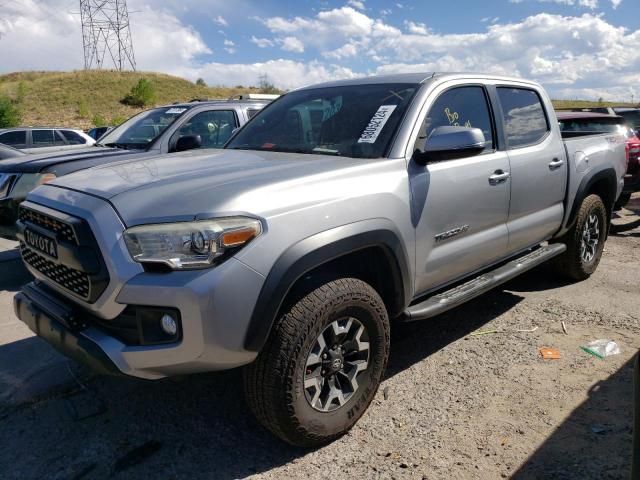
[
  {"left": 226, "top": 83, "right": 420, "bottom": 158},
  {"left": 97, "top": 106, "right": 192, "bottom": 149}
]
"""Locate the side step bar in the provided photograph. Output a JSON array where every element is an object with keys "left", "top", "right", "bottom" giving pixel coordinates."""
[{"left": 401, "top": 243, "right": 566, "bottom": 322}]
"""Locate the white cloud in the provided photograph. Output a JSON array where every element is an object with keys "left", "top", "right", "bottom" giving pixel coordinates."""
[
  {"left": 404, "top": 21, "right": 428, "bottom": 35},
  {"left": 347, "top": 0, "right": 366, "bottom": 10},
  {"left": 0, "top": 2, "right": 638, "bottom": 102},
  {"left": 518, "top": 0, "right": 599, "bottom": 7},
  {"left": 196, "top": 59, "right": 358, "bottom": 90},
  {"left": 223, "top": 39, "right": 235, "bottom": 54},
  {"left": 610, "top": 0, "right": 623, "bottom": 7},
  {"left": 213, "top": 15, "right": 228, "bottom": 27},
  {"left": 280, "top": 36, "right": 305, "bottom": 53},
  {"left": 250, "top": 36, "right": 274, "bottom": 48}
]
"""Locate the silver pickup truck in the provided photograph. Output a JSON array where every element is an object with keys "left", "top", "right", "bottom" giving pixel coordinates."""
[{"left": 13, "top": 73, "right": 626, "bottom": 447}]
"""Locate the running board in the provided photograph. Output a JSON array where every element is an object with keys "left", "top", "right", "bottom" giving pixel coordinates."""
[{"left": 401, "top": 243, "right": 566, "bottom": 322}]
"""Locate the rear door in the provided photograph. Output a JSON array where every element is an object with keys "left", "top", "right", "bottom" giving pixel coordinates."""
[
  {"left": 496, "top": 87, "right": 566, "bottom": 253},
  {"left": 410, "top": 83, "right": 511, "bottom": 293}
]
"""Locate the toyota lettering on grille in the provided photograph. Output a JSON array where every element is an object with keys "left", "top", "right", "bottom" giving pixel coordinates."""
[{"left": 24, "top": 229, "right": 58, "bottom": 259}]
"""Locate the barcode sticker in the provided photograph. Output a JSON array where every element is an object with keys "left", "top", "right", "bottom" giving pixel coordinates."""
[{"left": 358, "top": 105, "right": 397, "bottom": 144}]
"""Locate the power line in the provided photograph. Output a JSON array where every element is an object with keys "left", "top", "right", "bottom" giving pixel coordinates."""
[{"left": 79, "top": 0, "right": 136, "bottom": 71}]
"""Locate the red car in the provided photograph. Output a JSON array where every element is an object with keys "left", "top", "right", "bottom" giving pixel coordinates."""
[{"left": 557, "top": 111, "right": 639, "bottom": 207}]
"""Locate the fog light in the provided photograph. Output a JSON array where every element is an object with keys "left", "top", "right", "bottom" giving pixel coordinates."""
[{"left": 160, "top": 314, "right": 178, "bottom": 336}]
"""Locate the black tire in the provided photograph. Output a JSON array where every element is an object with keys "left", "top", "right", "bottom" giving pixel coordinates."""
[
  {"left": 614, "top": 192, "right": 632, "bottom": 211},
  {"left": 244, "top": 278, "right": 390, "bottom": 447},
  {"left": 554, "top": 194, "right": 607, "bottom": 280}
]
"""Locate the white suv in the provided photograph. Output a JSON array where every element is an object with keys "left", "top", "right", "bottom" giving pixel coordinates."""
[{"left": 0, "top": 127, "right": 95, "bottom": 153}]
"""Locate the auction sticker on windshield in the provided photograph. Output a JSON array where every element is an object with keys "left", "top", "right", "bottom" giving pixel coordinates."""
[{"left": 358, "top": 105, "right": 397, "bottom": 144}]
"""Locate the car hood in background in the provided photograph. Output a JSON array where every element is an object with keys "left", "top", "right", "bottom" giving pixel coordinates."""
[{"left": 0, "top": 146, "right": 138, "bottom": 173}]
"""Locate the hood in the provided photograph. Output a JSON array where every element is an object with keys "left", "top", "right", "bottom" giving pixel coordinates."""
[
  {"left": 49, "top": 149, "right": 372, "bottom": 225},
  {"left": 0, "top": 146, "right": 137, "bottom": 173}
]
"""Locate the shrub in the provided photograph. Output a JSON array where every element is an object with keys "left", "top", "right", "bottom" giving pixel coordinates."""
[
  {"left": 0, "top": 96, "right": 21, "bottom": 128},
  {"left": 92, "top": 113, "right": 107, "bottom": 127},
  {"left": 121, "top": 78, "right": 155, "bottom": 107},
  {"left": 195, "top": 77, "right": 207, "bottom": 87},
  {"left": 77, "top": 98, "right": 90, "bottom": 118}
]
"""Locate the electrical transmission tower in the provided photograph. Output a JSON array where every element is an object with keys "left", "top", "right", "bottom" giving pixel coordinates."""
[{"left": 80, "top": 0, "right": 136, "bottom": 71}]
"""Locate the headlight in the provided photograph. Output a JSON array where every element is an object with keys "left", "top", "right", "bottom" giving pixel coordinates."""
[
  {"left": 123, "top": 217, "right": 262, "bottom": 269},
  {"left": 11, "top": 173, "right": 57, "bottom": 198}
]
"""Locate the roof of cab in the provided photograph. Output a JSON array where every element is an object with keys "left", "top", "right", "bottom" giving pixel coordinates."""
[{"left": 294, "top": 72, "right": 540, "bottom": 91}]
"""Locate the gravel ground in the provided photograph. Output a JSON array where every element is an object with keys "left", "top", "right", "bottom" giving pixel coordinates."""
[{"left": 0, "top": 200, "right": 639, "bottom": 480}]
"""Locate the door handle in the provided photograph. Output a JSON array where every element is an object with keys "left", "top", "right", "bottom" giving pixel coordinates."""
[
  {"left": 488, "top": 170, "right": 510, "bottom": 185},
  {"left": 549, "top": 158, "right": 565, "bottom": 170}
]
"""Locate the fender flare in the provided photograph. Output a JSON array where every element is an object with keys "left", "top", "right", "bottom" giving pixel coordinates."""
[
  {"left": 243, "top": 220, "right": 412, "bottom": 352},
  {"left": 565, "top": 167, "right": 617, "bottom": 231}
]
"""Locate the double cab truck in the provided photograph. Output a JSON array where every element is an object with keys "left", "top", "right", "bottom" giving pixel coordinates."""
[
  {"left": 0, "top": 96, "right": 273, "bottom": 235},
  {"left": 14, "top": 73, "right": 626, "bottom": 447}
]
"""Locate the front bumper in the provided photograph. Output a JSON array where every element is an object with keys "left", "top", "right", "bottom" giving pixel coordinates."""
[
  {"left": 15, "top": 186, "right": 266, "bottom": 380},
  {"left": 14, "top": 284, "right": 121, "bottom": 376},
  {"left": 15, "top": 255, "right": 265, "bottom": 380}
]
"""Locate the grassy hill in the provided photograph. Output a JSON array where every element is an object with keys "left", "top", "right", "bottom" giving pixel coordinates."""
[
  {"left": 0, "top": 70, "right": 636, "bottom": 130},
  {"left": 0, "top": 70, "right": 268, "bottom": 129}
]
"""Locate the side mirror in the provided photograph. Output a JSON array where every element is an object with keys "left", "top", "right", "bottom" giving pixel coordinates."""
[
  {"left": 173, "top": 134, "right": 202, "bottom": 152},
  {"left": 414, "top": 126, "right": 486, "bottom": 164}
]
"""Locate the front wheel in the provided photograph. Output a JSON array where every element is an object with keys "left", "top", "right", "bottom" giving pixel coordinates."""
[
  {"left": 555, "top": 194, "right": 607, "bottom": 280},
  {"left": 244, "top": 278, "right": 390, "bottom": 447}
]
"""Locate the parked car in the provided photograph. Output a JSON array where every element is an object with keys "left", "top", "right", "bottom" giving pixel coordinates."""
[
  {"left": 613, "top": 108, "right": 640, "bottom": 131},
  {"left": 557, "top": 111, "right": 639, "bottom": 207},
  {"left": 0, "top": 98, "right": 272, "bottom": 235},
  {"left": 0, "top": 127, "right": 95, "bottom": 153},
  {"left": 86, "top": 126, "right": 113, "bottom": 141},
  {"left": 13, "top": 73, "right": 626, "bottom": 447},
  {"left": 0, "top": 142, "right": 24, "bottom": 161}
]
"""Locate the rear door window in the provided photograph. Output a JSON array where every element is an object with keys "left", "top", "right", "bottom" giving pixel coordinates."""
[
  {"left": 60, "top": 130, "right": 88, "bottom": 145},
  {"left": 0, "top": 130, "right": 27, "bottom": 148},
  {"left": 32, "top": 129, "right": 57, "bottom": 147},
  {"left": 497, "top": 88, "right": 550, "bottom": 148}
]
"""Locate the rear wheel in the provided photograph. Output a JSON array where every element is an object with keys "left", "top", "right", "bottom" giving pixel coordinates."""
[
  {"left": 244, "top": 278, "right": 390, "bottom": 447},
  {"left": 554, "top": 194, "right": 607, "bottom": 280}
]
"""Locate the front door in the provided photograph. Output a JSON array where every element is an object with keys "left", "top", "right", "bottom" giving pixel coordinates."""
[{"left": 410, "top": 84, "right": 511, "bottom": 295}]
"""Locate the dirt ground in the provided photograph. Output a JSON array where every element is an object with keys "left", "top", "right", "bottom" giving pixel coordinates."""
[{"left": 0, "top": 200, "right": 639, "bottom": 480}]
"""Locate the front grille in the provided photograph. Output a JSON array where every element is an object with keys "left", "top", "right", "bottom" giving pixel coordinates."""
[
  {"left": 20, "top": 245, "right": 90, "bottom": 299},
  {"left": 18, "top": 206, "right": 109, "bottom": 303},
  {"left": 18, "top": 207, "right": 76, "bottom": 243}
]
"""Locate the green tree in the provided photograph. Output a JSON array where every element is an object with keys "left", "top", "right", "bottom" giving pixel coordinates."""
[
  {"left": 196, "top": 77, "right": 207, "bottom": 87},
  {"left": 0, "top": 96, "right": 21, "bottom": 128},
  {"left": 121, "top": 78, "right": 156, "bottom": 107}
]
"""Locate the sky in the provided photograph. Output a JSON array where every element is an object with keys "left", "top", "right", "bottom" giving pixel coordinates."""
[{"left": 0, "top": 0, "right": 639, "bottom": 101}]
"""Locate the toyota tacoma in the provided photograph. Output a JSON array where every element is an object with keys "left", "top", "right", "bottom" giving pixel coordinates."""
[{"left": 14, "top": 73, "right": 626, "bottom": 447}]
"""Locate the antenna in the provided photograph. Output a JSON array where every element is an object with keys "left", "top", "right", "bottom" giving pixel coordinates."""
[{"left": 80, "top": 0, "right": 136, "bottom": 71}]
